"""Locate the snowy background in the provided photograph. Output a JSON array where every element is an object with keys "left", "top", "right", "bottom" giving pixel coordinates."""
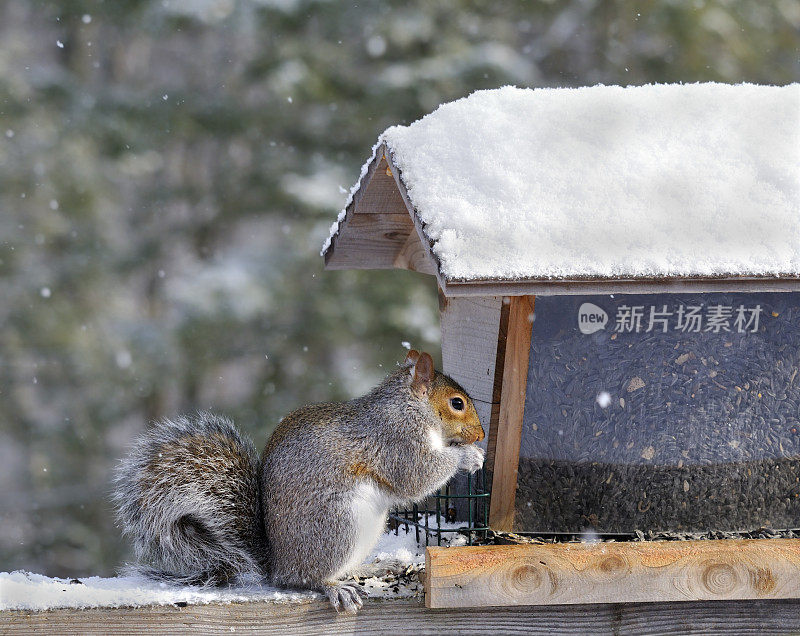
[{"left": 0, "top": 0, "right": 797, "bottom": 581}]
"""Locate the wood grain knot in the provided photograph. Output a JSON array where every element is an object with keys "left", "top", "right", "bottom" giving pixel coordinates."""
[
  {"left": 588, "top": 553, "right": 631, "bottom": 583},
  {"left": 599, "top": 555, "right": 627, "bottom": 574},
  {"left": 749, "top": 567, "right": 776, "bottom": 595},
  {"left": 511, "top": 563, "right": 545, "bottom": 593},
  {"left": 701, "top": 562, "right": 739, "bottom": 596}
]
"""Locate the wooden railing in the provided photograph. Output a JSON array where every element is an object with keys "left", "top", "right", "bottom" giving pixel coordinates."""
[{"left": 5, "top": 596, "right": 800, "bottom": 634}]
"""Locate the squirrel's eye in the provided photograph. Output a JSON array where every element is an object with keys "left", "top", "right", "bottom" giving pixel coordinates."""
[{"left": 450, "top": 396, "right": 465, "bottom": 411}]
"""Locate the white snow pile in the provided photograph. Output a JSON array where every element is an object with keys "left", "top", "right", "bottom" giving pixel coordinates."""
[
  {"left": 325, "top": 83, "right": 800, "bottom": 282},
  {"left": 0, "top": 521, "right": 464, "bottom": 611},
  {"left": 0, "top": 571, "right": 313, "bottom": 612}
]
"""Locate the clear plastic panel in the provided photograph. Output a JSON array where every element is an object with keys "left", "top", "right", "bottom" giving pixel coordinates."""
[{"left": 517, "top": 292, "right": 800, "bottom": 533}]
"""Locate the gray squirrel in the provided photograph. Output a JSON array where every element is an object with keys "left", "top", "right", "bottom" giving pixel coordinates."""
[{"left": 113, "top": 350, "right": 485, "bottom": 613}]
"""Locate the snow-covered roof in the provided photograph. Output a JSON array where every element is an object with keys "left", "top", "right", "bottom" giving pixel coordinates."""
[{"left": 323, "top": 83, "right": 800, "bottom": 294}]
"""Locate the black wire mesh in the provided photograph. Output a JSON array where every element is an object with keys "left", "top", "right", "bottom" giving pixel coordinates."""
[{"left": 389, "top": 469, "right": 490, "bottom": 546}]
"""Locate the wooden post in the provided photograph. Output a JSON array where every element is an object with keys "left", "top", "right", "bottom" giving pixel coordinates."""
[
  {"left": 488, "top": 296, "right": 534, "bottom": 531},
  {"left": 438, "top": 292, "right": 503, "bottom": 436},
  {"left": 426, "top": 540, "right": 800, "bottom": 609},
  {"left": 484, "top": 297, "right": 510, "bottom": 474},
  {"left": 438, "top": 292, "right": 503, "bottom": 518}
]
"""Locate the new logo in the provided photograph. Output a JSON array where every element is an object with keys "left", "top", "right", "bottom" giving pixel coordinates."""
[{"left": 578, "top": 303, "right": 608, "bottom": 334}]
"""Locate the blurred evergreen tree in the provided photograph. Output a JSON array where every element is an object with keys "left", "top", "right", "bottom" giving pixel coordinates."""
[{"left": 0, "top": 0, "right": 796, "bottom": 576}]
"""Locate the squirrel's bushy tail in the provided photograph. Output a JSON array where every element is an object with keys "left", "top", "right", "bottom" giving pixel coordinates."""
[{"left": 112, "top": 413, "right": 265, "bottom": 586}]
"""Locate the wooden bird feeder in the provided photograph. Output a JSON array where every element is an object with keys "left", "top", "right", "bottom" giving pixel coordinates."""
[{"left": 322, "top": 84, "right": 800, "bottom": 612}]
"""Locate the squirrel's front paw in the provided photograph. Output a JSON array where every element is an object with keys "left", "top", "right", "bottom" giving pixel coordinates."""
[{"left": 457, "top": 444, "right": 484, "bottom": 473}]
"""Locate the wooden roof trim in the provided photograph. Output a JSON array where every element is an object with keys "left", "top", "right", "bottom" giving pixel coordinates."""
[
  {"left": 381, "top": 144, "right": 448, "bottom": 289},
  {"left": 441, "top": 274, "right": 800, "bottom": 297},
  {"left": 323, "top": 146, "right": 385, "bottom": 269},
  {"left": 324, "top": 143, "right": 442, "bottom": 278}
]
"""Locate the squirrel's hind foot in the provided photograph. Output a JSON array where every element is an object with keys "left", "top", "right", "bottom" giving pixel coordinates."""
[{"left": 323, "top": 581, "right": 367, "bottom": 614}]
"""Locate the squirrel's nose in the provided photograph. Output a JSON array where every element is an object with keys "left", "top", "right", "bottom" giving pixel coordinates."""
[{"left": 463, "top": 423, "right": 484, "bottom": 444}]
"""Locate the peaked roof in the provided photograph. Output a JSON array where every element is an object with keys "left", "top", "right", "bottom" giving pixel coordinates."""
[{"left": 323, "top": 84, "right": 800, "bottom": 296}]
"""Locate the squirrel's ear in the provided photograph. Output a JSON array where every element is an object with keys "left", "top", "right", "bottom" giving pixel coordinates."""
[
  {"left": 411, "top": 352, "right": 434, "bottom": 396},
  {"left": 404, "top": 349, "right": 420, "bottom": 367}
]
